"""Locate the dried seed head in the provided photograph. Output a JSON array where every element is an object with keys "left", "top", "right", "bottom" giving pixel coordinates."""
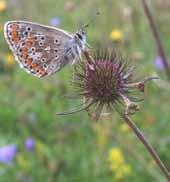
[
  {"left": 57, "top": 48, "right": 157, "bottom": 120},
  {"left": 72, "top": 49, "right": 144, "bottom": 120}
]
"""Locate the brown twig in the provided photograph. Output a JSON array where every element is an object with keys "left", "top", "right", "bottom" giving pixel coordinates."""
[
  {"left": 122, "top": 114, "right": 170, "bottom": 180},
  {"left": 141, "top": 0, "right": 170, "bottom": 80}
]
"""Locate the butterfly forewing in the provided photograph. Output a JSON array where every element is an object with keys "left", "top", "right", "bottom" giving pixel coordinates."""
[{"left": 4, "top": 21, "right": 73, "bottom": 78}]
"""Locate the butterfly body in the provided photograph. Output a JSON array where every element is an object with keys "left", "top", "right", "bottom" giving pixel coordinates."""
[{"left": 4, "top": 21, "right": 87, "bottom": 78}]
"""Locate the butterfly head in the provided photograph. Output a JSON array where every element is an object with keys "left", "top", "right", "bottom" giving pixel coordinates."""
[
  {"left": 75, "top": 29, "right": 86, "bottom": 43},
  {"left": 75, "top": 11, "right": 100, "bottom": 49}
]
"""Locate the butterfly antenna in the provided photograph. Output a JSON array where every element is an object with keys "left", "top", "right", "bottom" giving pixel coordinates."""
[{"left": 82, "top": 11, "right": 100, "bottom": 29}]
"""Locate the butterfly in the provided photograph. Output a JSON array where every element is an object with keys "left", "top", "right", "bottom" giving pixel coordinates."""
[{"left": 4, "top": 21, "right": 87, "bottom": 78}]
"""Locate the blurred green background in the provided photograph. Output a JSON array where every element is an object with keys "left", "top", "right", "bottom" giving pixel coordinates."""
[{"left": 0, "top": 0, "right": 170, "bottom": 181}]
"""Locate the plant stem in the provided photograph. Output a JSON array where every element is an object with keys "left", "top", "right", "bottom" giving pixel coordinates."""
[
  {"left": 141, "top": 0, "right": 170, "bottom": 80},
  {"left": 122, "top": 114, "right": 170, "bottom": 180}
]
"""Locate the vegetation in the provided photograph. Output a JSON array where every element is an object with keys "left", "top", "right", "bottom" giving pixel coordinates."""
[{"left": 0, "top": 0, "right": 169, "bottom": 181}]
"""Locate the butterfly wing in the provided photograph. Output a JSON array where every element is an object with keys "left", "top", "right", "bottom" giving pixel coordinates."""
[{"left": 4, "top": 21, "right": 73, "bottom": 78}]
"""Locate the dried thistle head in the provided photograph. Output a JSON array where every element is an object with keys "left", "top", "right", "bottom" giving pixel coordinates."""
[{"left": 58, "top": 48, "right": 158, "bottom": 120}]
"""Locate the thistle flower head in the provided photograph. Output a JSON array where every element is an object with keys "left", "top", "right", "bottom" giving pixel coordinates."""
[
  {"left": 58, "top": 48, "right": 157, "bottom": 120},
  {"left": 72, "top": 49, "right": 144, "bottom": 119}
]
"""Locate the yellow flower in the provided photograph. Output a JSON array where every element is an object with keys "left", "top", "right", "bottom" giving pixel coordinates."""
[
  {"left": 108, "top": 148, "right": 124, "bottom": 169},
  {"left": 0, "top": 0, "right": 7, "bottom": 12},
  {"left": 110, "top": 29, "right": 123, "bottom": 41},
  {"left": 108, "top": 147, "right": 131, "bottom": 179},
  {"left": 5, "top": 53, "right": 15, "bottom": 68}
]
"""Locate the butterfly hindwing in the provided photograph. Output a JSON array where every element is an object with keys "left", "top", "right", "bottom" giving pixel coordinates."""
[{"left": 4, "top": 21, "right": 73, "bottom": 77}]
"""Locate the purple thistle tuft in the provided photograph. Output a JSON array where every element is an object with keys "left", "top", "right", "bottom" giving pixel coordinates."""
[
  {"left": 24, "top": 138, "right": 35, "bottom": 151},
  {"left": 0, "top": 144, "right": 17, "bottom": 164},
  {"left": 71, "top": 49, "right": 143, "bottom": 120}
]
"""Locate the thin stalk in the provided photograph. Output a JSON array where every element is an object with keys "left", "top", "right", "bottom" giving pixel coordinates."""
[
  {"left": 141, "top": 0, "right": 170, "bottom": 80},
  {"left": 122, "top": 114, "right": 170, "bottom": 180}
]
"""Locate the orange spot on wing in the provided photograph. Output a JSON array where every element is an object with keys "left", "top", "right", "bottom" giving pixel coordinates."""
[
  {"left": 25, "top": 41, "right": 33, "bottom": 47},
  {"left": 26, "top": 59, "right": 33, "bottom": 65},
  {"left": 13, "top": 37, "right": 20, "bottom": 44},
  {"left": 21, "top": 47, "right": 28, "bottom": 52},
  {"left": 11, "top": 31, "right": 18, "bottom": 37},
  {"left": 10, "top": 30, "right": 20, "bottom": 44},
  {"left": 20, "top": 47, "right": 28, "bottom": 56},
  {"left": 21, "top": 52, "right": 28, "bottom": 59},
  {"left": 24, "top": 37, "right": 36, "bottom": 48},
  {"left": 31, "top": 63, "right": 38, "bottom": 69},
  {"left": 10, "top": 24, "right": 19, "bottom": 31}
]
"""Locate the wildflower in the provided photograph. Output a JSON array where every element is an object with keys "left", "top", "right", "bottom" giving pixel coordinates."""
[
  {"left": 24, "top": 138, "right": 35, "bottom": 151},
  {"left": 49, "top": 17, "right": 61, "bottom": 27},
  {"left": 5, "top": 53, "right": 15, "bottom": 68},
  {"left": 0, "top": 144, "right": 17, "bottom": 164},
  {"left": 108, "top": 148, "right": 124, "bottom": 168},
  {"left": 70, "top": 49, "right": 143, "bottom": 120},
  {"left": 0, "top": 0, "right": 6, "bottom": 12},
  {"left": 108, "top": 147, "right": 131, "bottom": 179},
  {"left": 110, "top": 29, "right": 123, "bottom": 42},
  {"left": 154, "top": 56, "right": 164, "bottom": 70}
]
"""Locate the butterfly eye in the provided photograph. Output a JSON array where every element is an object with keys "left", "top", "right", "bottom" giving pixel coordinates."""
[{"left": 77, "top": 33, "right": 82, "bottom": 40}]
